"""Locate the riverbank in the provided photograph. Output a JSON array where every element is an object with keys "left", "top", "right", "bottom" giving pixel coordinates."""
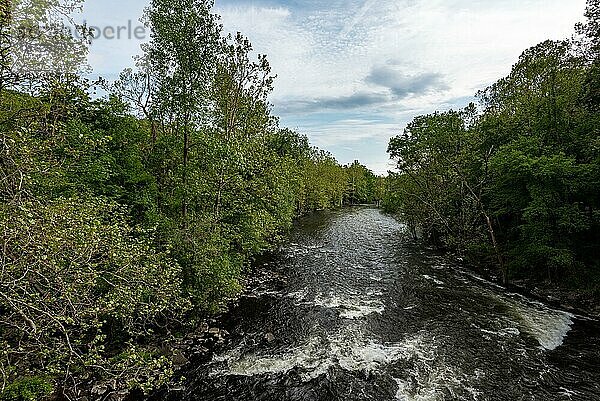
[
  {"left": 508, "top": 279, "right": 600, "bottom": 318},
  {"left": 149, "top": 207, "right": 600, "bottom": 400},
  {"left": 448, "top": 253, "right": 600, "bottom": 319},
  {"left": 141, "top": 259, "right": 287, "bottom": 401},
  {"left": 385, "top": 211, "right": 600, "bottom": 320},
  {"left": 140, "top": 207, "right": 600, "bottom": 401}
]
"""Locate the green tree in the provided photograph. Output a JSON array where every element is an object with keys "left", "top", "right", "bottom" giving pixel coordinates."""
[
  {"left": 143, "top": 0, "right": 222, "bottom": 221},
  {"left": 385, "top": 17, "right": 600, "bottom": 290},
  {"left": 1, "top": 0, "right": 90, "bottom": 93},
  {"left": 344, "top": 160, "right": 377, "bottom": 205},
  {"left": 578, "top": 0, "right": 600, "bottom": 109}
]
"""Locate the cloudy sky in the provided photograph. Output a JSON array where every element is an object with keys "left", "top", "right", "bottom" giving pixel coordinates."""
[{"left": 81, "top": 0, "right": 587, "bottom": 174}]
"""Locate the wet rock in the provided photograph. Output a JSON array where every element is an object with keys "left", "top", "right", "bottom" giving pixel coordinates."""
[
  {"left": 264, "top": 332, "right": 275, "bottom": 343},
  {"left": 91, "top": 384, "right": 108, "bottom": 396},
  {"left": 198, "top": 322, "right": 209, "bottom": 333},
  {"left": 172, "top": 350, "right": 189, "bottom": 366}
]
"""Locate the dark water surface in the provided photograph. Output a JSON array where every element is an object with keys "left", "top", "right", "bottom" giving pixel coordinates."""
[{"left": 180, "top": 208, "right": 600, "bottom": 400}]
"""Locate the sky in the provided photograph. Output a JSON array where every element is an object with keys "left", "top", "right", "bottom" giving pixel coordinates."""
[{"left": 80, "top": 0, "right": 587, "bottom": 174}]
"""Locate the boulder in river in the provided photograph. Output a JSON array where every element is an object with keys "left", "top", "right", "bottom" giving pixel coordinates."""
[
  {"left": 172, "top": 350, "right": 189, "bottom": 366},
  {"left": 198, "top": 322, "right": 209, "bottom": 333}
]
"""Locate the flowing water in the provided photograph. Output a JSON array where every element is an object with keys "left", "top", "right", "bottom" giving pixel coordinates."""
[{"left": 178, "top": 207, "right": 600, "bottom": 400}]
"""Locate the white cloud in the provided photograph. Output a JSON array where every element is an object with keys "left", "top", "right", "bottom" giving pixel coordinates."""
[
  {"left": 81, "top": 0, "right": 588, "bottom": 172},
  {"left": 215, "top": 0, "right": 586, "bottom": 172},
  {"left": 81, "top": 0, "right": 149, "bottom": 77}
]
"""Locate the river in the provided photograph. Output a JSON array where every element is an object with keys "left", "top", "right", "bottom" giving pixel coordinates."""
[{"left": 173, "top": 207, "right": 600, "bottom": 400}]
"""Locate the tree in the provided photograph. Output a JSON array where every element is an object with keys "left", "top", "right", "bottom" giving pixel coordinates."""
[
  {"left": 109, "top": 65, "right": 159, "bottom": 144},
  {"left": 0, "top": 0, "right": 384, "bottom": 396},
  {"left": 208, "top": 32, "right": 275, "bottom": 226},
  {"left": 385, "top": 19, "right": 600, "bottom": 289},
  {"left": 0, "top": 197, "right": 188, "bottom": 396},
  {"left": 344, "top": 160, "right": 376, "bottom": 205},
  {"left": 577, "top": 0, "right": 600, "bottom": 109},
  {"left": 1, "top": 0, "right": 90, "bottom": 93},
  {"left": 387, "top": 106, "right": 502, "bottom": 273},
  {"left": 577, "top": 0, "right": 600, "bottom": 58},
  {"left": 142, "top": 0, "right": 222, "bottom": 221}
]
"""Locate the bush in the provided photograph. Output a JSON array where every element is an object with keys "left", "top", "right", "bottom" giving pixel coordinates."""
[
  {"left": 0, "top": 197, "right": 190, "bottom": 393},
  {"left": 1, "top": 377, "right": 53, "bottom": 401}
]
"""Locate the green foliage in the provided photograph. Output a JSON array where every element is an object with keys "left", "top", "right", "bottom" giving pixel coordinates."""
[
  {"left": 344, "top": 161, "right": 377, "bottom": 205},
  {"left": 0, "top": 377, "right": 53, "bottom": 401},
  {"left": 0, "top": 0, "right": 379, "bottom": 396},
  {"left": 0, "top": 197, "right": 189, "bottom": 392},
  {"left": 1, "top": 0, "right": 90, "bottom": 93},
  {"left": 384, "top": 4, "right": 600, "bottom": 290},
  {"left": 386, "top": 106, "right": 491, "bottom": 252}
]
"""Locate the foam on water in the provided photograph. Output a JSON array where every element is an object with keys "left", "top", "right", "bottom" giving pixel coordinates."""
[
  {"left": 480, "top": 327, "right": 520, "bottom": 338},
  {"left": 507, "top": 300, "right": 574, "bottom": 350},
  {"left": 213, "top": 328, "right": 471, "bottom": 401},
  {"left": 475, "top": 287, "right": 575, "bottom": 350},
  {"left": 286, "top": 290, "right": 385, "bottom": 319},
  {"left": 213, "top": 332, "right": 450, "bottom": 383},
  {"left": 393, "top": 363, "right": 470, "bottom": 401},
  {"left": 422, "top": 274, "right": 444, "bottom": 286},
  {"left": 458, "top": 269, "right": 575, "bottom": 351},
  {"left": 214, "top": 334, "right": 414, "bottom": 381},
  {"left": 391, "top": 339, "right": 468, "bottom": 401},
  {"left": 314, "top": 294, "right": 385, "bottom": 319}
]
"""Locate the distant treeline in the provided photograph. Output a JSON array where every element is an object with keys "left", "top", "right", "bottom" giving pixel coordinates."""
[
  {"left": 382, "top": 1, "right": 599, "bottom": 292},
  {"left": 0, "top": 0, "right": 378, "bottom": 398}
]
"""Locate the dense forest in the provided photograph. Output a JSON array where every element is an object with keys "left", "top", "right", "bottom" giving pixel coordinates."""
[
  {"left": 2, "top": 0, "right": 599, "bottom": 399},
  {"left": 382, "top": 1, "right": 599, "bottom": 294},
  {"left": 0, "top": 0, "right": 378, "bottom": 399}
]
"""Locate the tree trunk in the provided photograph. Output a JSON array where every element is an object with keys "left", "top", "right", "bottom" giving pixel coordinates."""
[
  {"left": 484, "top": 213, "right": 506, "bottom": 284},
  {"left": 151, "top": 120, "right": 158, "bottom": 146},
  {"left": 182, "top": 125, "right": 189, "bottom": 224}
]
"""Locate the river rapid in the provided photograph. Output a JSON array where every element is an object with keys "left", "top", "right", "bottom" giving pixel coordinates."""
[{"left": 173, "top": 207, "right": 600, "bottom": 401}]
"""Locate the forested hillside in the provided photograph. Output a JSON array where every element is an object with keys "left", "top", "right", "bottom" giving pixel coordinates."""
[
  {"left": 4, "top": 0, "right": 597, "bottom": 399},
  {"left": 383, "top": 1, "right": 599, "bottom": 294},
  {"left": 0, "top": 0, "right": 377, "bottom": 398}
]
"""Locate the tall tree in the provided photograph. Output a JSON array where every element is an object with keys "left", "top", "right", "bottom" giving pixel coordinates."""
[
  {"left": 143, "top": 0, "right": 222, "bottom": 221},
  {"left": 1, "top": 0, "right": 90, "bottom": 93},
  {"left": 577, "top": 0, "right": 600, "bottom": 109},
  {"left": 209, "top": 32, "right": 274, "bottom": 225}
]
